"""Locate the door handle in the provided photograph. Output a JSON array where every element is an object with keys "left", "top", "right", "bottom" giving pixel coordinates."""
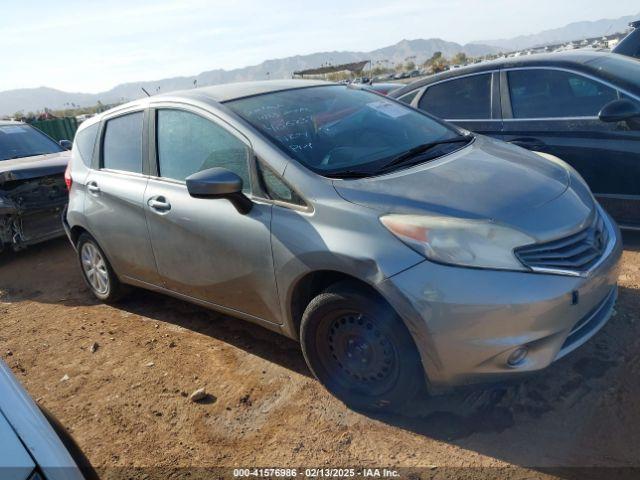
[
  {"left": 87, "top": 182, "right": 100, "bottom": 194},
  {"left": 148, "top": 196, "right": 171, "bottom": 212}
]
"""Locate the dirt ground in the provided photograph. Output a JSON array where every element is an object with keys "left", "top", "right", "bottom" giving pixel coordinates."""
[{"left": 1, "top": 233, "right": 639, "bottom": 479}]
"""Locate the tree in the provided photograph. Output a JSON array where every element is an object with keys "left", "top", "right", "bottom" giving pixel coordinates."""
[
  {"left": 423, "top": 51, "right": 443, "bottom": 68},
  {"left": 423, "top": 51, "right": 448, "bottom": 74},
  {"left": 452, "top": 52, "right": 468, "bottom": 65},
  {"left": 404, "top": 61, "right": 416, "bottom": 71},
  {"left": 371, "top": 66, "right": 391, "bottom": 76}
]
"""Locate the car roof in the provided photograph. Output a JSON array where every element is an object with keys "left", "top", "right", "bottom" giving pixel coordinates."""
[
  {"left": 161, "top": 79, "right": 334, "bottom": 103},
  {"left": 391, "top": 50, "right": 640, "bottom": 98},
  {"left": 0, "top": 120, "right": 25, "bottom": 126},
  {"left": 91, "top": 79, "right": 338, "bottom": 123}
]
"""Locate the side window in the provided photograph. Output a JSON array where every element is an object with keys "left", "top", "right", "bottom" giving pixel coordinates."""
[
  {"left": 620, "top": 93, "right": 640, "bottom": 108},
  {"left": 418, "top": 74, "right": 492, "bottom": 119},
  {"left": 507, "top": 69, "right": 619, "bottom": 118},
  {"left": 156, "top": 109, "right": 250, "bottom": 193},
  {"left": 103, "top": 112, "right": 143, "bottom": 173},
  {"left": 256, "top": 162, "right": 305, "bottom": 206},
  {"left": 73, "top": 123, "right": 99, "bottom": 167},
  {"left": 397, "top": 90, "right": 419, "bottom": 105}
]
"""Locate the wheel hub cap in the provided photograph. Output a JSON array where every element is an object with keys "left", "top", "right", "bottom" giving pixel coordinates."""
[
  {"left": 81, "top": 243, "right": 109, "bottom": 295},
  {"left": 328, "top": 314, "right": 394, "bottom": 383}
]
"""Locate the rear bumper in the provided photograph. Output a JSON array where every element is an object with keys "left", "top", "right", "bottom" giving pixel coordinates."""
[
  {"left": 61, "top": 205, "right": 76, "bottom": 250},
  {"left": 379, "top": 209, "right": 623, "bottom": 388}
]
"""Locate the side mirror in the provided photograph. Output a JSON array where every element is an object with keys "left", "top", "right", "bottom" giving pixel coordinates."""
[
  {"left": 185, "top": 167, "right": 252, "bottom": 214},
  {"left": 59, "top": 139, "right": 72, "bottom": 150},
  {"left": 598, "top": 99, "right": 640, "bottom": 125}
]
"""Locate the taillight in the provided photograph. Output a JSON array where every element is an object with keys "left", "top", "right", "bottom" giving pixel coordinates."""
[{"left": 64, "top": 161, "right": 72, "bottom": 190}]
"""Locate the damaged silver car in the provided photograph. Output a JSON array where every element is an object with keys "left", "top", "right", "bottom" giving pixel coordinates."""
[{"left": 0, "top": 121, "right": 70, "bottom": 252}]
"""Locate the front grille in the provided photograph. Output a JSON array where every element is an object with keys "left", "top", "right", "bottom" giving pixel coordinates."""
[{"left": 515, "top": 210, "right": 609, "bottom": 273}]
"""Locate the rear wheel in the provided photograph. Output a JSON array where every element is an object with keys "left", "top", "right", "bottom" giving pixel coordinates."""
[
  {"left": 76, "top": 233, "right": 126, "bottom": 303},
  {"left": 300, "top": 281, "right": 423, "bottom": 411}
]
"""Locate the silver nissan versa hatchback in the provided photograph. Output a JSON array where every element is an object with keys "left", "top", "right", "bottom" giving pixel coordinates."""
[{"left": 64, "top": 80, "right": 622, "bottom": 411}]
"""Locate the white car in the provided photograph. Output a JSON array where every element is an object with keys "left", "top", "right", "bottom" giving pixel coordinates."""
[{"left": 0, "top": 359, "right": 95, "bottom": 480}]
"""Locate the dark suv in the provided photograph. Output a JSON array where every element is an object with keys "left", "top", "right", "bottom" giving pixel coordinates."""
[
  {"left": 391, "top": 51, "right": 640, "bottom": 228},
  {"left": 613, "top": 20, "right": 640, "bottom": 59}
]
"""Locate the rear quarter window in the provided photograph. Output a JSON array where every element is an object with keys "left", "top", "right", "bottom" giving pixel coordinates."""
[
  {"left": 397, "top": 90, "right": 419, "bottom": 105},
  {"left": 73, "top": 123, "right": 99, "bottom": 167}
]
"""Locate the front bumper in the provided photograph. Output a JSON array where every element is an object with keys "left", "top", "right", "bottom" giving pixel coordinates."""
[{"left": 379, "top": 210, "right": 623, "bottom": 388}]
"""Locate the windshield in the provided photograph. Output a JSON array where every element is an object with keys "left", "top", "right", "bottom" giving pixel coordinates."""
[
  {"left": 0, "top": 124, "right": 63, "bottom": 161},
  {"left": 225, "top": 85, "right": 465, "bottom": 176}
]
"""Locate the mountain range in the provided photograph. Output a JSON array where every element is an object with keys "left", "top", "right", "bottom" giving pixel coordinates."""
[
  {"left": 484, "top": 13, "right": 638, "bottom": 50},
  {"left": 1, "top": 12, "right": 638, "bottom": 116}
]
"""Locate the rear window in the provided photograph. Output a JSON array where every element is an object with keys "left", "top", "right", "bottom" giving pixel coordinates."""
[
  {"left": 419, "top": 74, "right": 492, "bottom": 119},
  {"left": 0, "top": 124, "right": 63, "bottom": 161},
  {"left": 73, "top": 123, "right": 99, "bottom": 166},
  {"left": 102, "top": 112, "right": 143, "bottom": 173}
]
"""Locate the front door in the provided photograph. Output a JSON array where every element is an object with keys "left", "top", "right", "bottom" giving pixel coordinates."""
[
  {"left": 143, "top": 107, "right": 281, "bottom": 323},
  {"left": 500, "top": 68, "right": 640, "bottom": 227}
]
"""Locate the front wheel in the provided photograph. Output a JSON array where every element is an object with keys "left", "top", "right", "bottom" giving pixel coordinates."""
[{"left": 300, "top": 281, "right": 424, "bottom": 412}]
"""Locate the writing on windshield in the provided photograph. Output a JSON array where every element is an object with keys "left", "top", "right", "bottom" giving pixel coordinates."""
[{"left": 226, "top": 86, "right": 459, "bottom": 176}]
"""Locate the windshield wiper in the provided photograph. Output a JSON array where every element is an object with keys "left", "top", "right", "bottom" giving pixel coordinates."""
[
  {"left": 377, "top": 135, "right": 472, "bottom": 174},
  {"left": 323, "top": 169, "right": 376, "bottom": 179}
]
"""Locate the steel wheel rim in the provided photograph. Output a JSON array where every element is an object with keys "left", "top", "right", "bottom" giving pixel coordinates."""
[
  {"left": 81, "top": 243, "right": 109, "bottom": 295},
  {"left": 320, "top": 311, "right": 400, "bottom": 396}
]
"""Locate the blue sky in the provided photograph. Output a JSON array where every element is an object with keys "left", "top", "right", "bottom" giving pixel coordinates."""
[{"left": 2, "top": 0, "right": 638, "bottom": 93}]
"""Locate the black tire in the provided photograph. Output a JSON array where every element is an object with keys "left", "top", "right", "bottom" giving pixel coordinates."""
[
  {"left": 76, "top": 233, "right": 126, "bottom": 303},
  {"left": 300, "top": 281, "right": 424, "bottom": 412}
]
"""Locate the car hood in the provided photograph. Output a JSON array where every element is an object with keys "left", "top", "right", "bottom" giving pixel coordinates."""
[
  {"left": 0, "top": 360, "right": 84, "bottom": 480},
  {"left": 0, "top": 152, "right": 70, "bottom": 184},
  {"left": 0, "top": 410, "right": 35, "bottom": 480},
  {"left": 333, "top": 136, "right": 595, "bottom": 241}
]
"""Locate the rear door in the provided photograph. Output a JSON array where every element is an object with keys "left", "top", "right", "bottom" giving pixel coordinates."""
[
  {"left": 499, "top": 67, "right": 640, "bottom": 227},
  {"left": 83, "top": 109, "right": 160, "bottom": 284},
  {"left": 143, "top": 105, "right": 281, "bottom": 323},
  {"left": 414, "top": 71, "right": 503, "bottom": 136}
]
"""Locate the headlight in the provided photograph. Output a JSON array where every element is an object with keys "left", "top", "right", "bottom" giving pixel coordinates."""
[{"left": 380, "top": 214, "right": 535, "bottom": 271}]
